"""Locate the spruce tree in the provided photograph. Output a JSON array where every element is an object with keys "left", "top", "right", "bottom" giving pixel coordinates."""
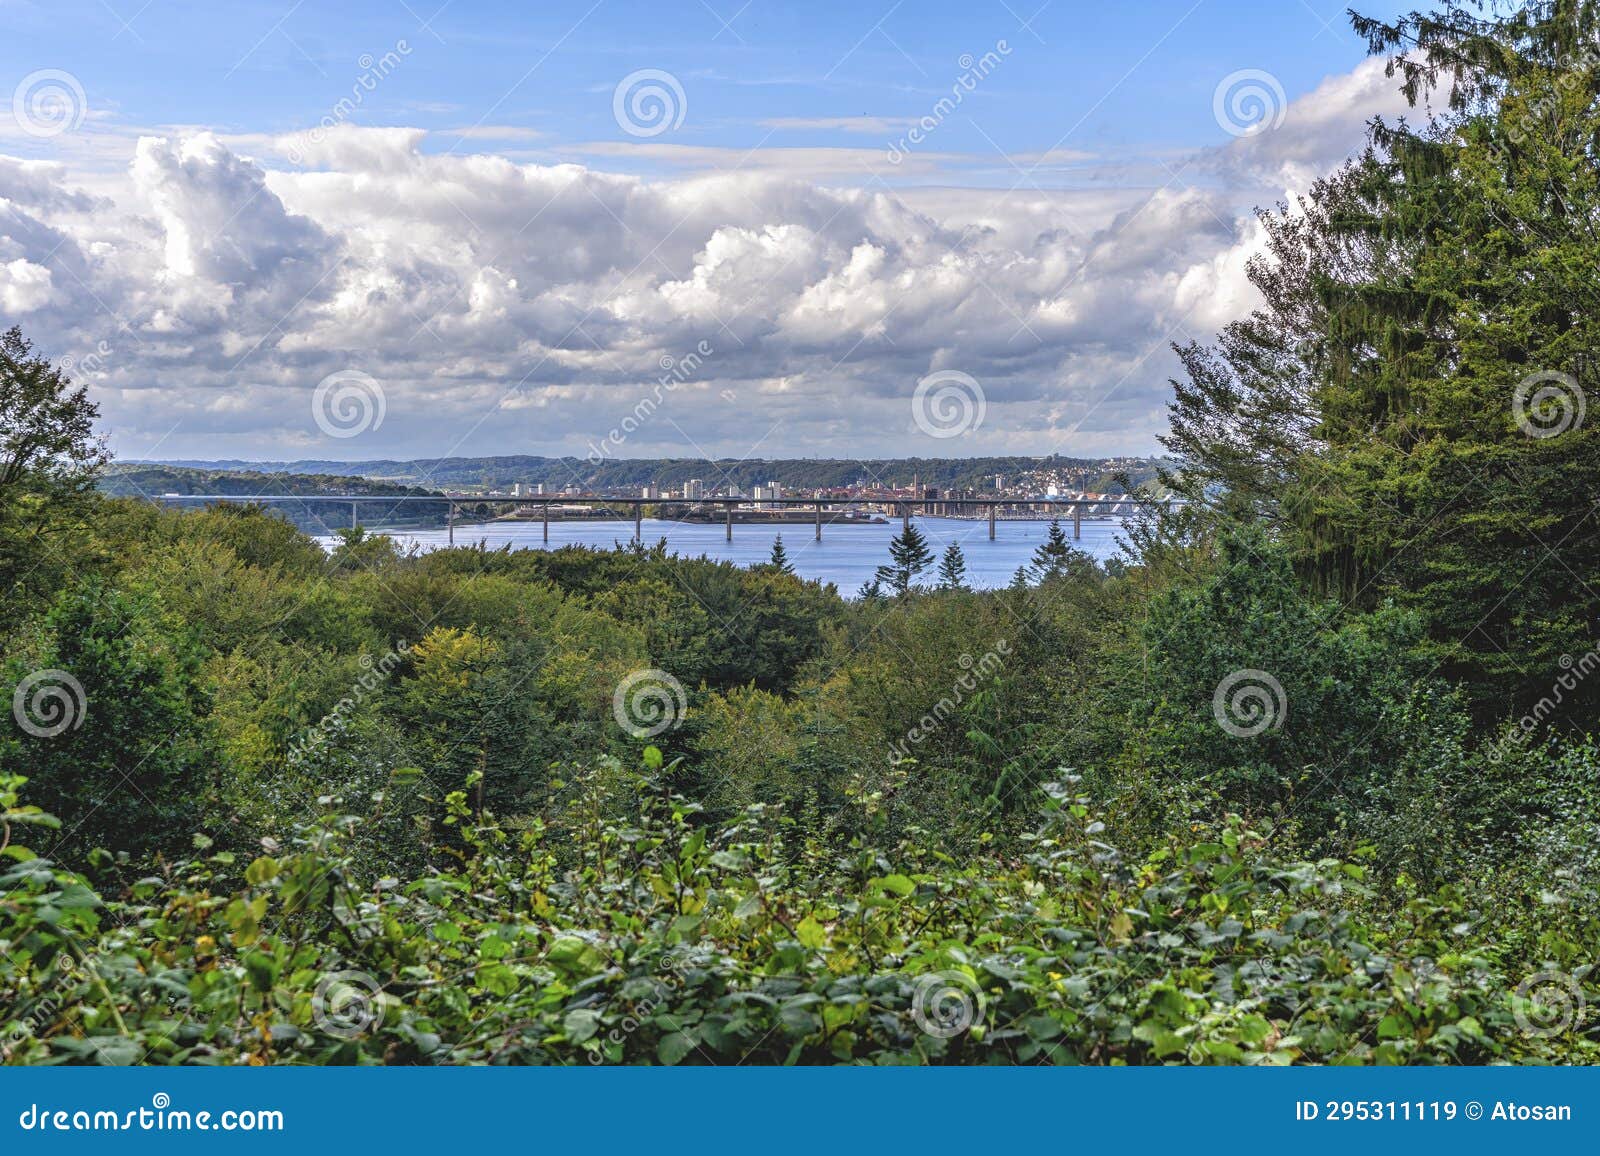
[
  {"left": 936, "top": 542, "right": 969, "bottom": 590},
  {"left": 1165, "top": 0, "right": 1600, "bottom": 718},
  {"left": 874, "top": 523, "right": 934, "bottom": 595},
  {"left": 768, "top": 534, "right": 795, "bottom": 575},
  {"left": 1031, "top": 518, "right": 1072, "bottom": 580}
]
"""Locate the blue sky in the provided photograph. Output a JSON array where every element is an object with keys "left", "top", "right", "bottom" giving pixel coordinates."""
[
  {"left": 2, "top": 0, "right": 1418, "bottom": 461},
  {"left": 6, "top": 0, "right": 1404, "bottom": 176}
]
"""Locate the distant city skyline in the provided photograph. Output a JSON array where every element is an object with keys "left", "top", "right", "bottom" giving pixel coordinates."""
[{"left": 4, "top": 0, "right": 1412, "bottom": 461}]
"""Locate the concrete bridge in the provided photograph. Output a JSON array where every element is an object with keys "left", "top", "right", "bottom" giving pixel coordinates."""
[{"left": 146, "top": 493, "right": 1183, "bottom": 546}]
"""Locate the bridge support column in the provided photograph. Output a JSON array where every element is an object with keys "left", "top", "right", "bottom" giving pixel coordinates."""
[
  {"left": 901, "top": 503, "right": 909, "bottom": 532},
  {"left": 635, "top": 504, "right": 642, "bottom": 542},
  {"left": 351, "top": 500, "right": 359, "bottom": 530},
  {"left": 1073, "top": 503, "right": 1081, "bottom": 540},
  {"left": 815, "top": 503, "right": 822, "bottom": 542},
  {"left": 988, "top": 504, "right": 996, "bottom": 541},
  {"left": 726, "top": 503, "right": 733, "bottom": 542},
  {"left": 447, "top": 503, "right": 454, "bottom": 546},
  {"left": 542, "top": 502, "right": 549, "bottom": 543}
]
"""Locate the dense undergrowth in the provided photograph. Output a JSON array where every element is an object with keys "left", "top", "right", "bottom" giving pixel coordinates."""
[{"left": 4, "top": 765, "right": 1594, "bottom": 1066}]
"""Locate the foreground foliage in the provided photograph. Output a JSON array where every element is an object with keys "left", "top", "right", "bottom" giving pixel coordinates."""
[{"left": 3, "top": 768, "right": 1593, "bottom": 1066}]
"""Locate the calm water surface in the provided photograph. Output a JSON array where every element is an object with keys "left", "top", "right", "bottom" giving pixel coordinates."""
[{"left": 333, "top": 516, "right": 1133, "bottom": 592}]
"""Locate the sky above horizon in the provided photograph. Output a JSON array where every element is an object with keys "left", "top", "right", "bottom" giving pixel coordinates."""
[{"left": 2, "top": 0, "right": 1419, "bottom": 463}]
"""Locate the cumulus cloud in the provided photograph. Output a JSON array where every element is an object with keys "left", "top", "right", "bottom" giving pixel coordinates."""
[{"left": 2, "top": 59, "right": 1408, "bottom": 462}]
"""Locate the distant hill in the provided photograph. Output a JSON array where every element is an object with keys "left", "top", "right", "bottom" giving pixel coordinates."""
[
  {"left": 100, "top": 466, "right": 450, "bottom": 533},
  {"left": 126, "top": 455, "right": 1168, "bottom": 495}
]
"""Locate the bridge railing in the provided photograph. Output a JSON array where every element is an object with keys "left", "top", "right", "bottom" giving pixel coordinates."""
[{"left": 143, "top": 493, "right": 1186, "bottom": 545}]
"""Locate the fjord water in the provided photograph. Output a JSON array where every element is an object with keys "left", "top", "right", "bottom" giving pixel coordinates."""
[{"left": 337, "top": 516, "right": 1131, "bottom": 592}]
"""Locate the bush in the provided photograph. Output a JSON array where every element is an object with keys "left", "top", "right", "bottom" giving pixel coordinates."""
[{"left": 3, "top": 768, "right": 1593, "bottom": 1066}]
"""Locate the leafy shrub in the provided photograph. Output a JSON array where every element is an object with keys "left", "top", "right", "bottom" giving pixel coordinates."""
[{"left": 3, "top": 768, "right": 1592, "bottom": 1066}]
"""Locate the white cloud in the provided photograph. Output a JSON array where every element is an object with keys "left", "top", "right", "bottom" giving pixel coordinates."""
[
  {"left": 2, "top": 59, "right": 1407, "bottom": 462},
  {"left": 0, "top": 258, "right": 57, "bottom": 312}
]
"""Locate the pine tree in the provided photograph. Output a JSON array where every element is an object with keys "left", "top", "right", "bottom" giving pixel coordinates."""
[
  {"left": 856, "top": 576, "right": 884, "bottom": 601},
  {"left": 936, "top": 542, "right": 969, "bottom": 590},
  {"left": 1008, "top": 565, "right": 1032, "bottom": 591},
  {"left": 768, "top": 534, "right": 795, "bottom": 575},
  {"left": 1031, "top": 518, "right": 1072, "bottom": 580},
  {"left": 874, "top": 523, "right": 934, "bottom": 595}
]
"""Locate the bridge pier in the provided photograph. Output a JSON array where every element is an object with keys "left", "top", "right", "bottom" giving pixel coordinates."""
[
  {"left": 1074, "top": 503, "right": 1081, "bottom": 540},
  {"left": 989, "top": 504, "right": 996, "bottom": 540},
  {"left": 447, "top": 502, "right": 454, "bottom": 546},
  {"left": 815, "top": 503, "right": 821, "bottom": 542},
  {"left": 726, "top": 503, "right": 733, "bottom": 542},
  {"left": 635, "top": 504, "right": 642, "bottom": 542},
  {"left": 901, "top": 502, "right": 910, "bottom": 532}
]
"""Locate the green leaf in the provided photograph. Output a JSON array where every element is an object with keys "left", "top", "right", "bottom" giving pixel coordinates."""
[
  {"left": 795, "top": 915, "right": 826, "bottom": 949},
  {"left": 243, "top": 950, "right": 279, "bottom": 992},
  {"left": 876, "top": 874, "right": 915, "bottom": 897},
  {"left": 563, "top": 1008, "right": 602, "bottom": 1043},
  {"left": 657, "top": 1030, "right": 696, "bottom": 1065},
  {"left": 476, "top": 963, "right": 520, "bottom": 997}
]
